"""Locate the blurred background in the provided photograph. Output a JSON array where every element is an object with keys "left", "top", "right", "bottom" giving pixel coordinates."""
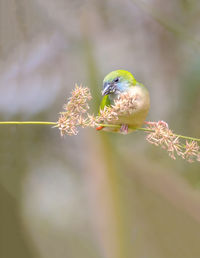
[{"left": 0, "top": 0, "right": 200, "bottom": 257}]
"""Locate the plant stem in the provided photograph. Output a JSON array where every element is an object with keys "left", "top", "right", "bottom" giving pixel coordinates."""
[
  {"left": 0, "top": 121, "right": 57, "bottom": 125},
  {"left": 97, "top": 123, "right": 200, "bottom": 142},
  {"left": 0, "top": 121, "right": 199, "bottom": 142}
]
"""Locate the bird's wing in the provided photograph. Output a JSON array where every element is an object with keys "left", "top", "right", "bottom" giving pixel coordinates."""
[
  {"left": 99, "top": 95, "right": 111, "bottom": 111},
  {"left": 95, "top": 95, "right": 111, "bottom": 131}
]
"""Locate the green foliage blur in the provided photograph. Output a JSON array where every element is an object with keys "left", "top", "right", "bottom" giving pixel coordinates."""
[{"left": 0, "top": 0, "right": 200, "bottom": 258}]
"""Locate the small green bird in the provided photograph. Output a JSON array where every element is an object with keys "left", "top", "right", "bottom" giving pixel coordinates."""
[{"left": 98, "top": 70, "right": 150, "bottom": 134}]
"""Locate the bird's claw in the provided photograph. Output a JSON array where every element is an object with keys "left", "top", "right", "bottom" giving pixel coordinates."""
[{"left": 120, "top": 124, "right": 129, "bottom": 134}]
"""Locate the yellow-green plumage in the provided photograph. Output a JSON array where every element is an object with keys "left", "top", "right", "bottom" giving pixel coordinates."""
[
  {"left": 100, "top": 70, "right": 150, "bottom": 133},
  {"left": 100, "top": 95, "right": 110, "bottom": 111}
]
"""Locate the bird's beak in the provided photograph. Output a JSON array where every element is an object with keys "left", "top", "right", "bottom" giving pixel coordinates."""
[{"left": 102, "top": 82, "right": 111, "bottom": 96}]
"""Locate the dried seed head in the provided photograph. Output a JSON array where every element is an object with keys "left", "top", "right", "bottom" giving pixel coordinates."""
[
  {"left": 97, "top": 92, "right": 138, "bottom": 123},
  {"left": 113, "top": 92, "right": 138, "bottom": 115},
  {"left": 56, "top": 85, "right": 200, "bottom": 163},
  {"left": 97, "top": 106, "right": 119, "bottom": 123},
  {"left": 145, "top": 121, "right": 200, "bottom": 162},
  {"left": 57, "top": 86, "right": 139, "bottom": 135},
  {"left": 184, "top": 140, "right": 199, "bottom": 163},
  {"left": 57, "top": 115, "right": 78, "bottom": 136},
  {"left": 57, "top": 85, "right": 93, "bottom": 136}
]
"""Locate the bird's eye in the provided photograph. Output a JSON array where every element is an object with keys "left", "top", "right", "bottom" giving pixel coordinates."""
[{"left": 114, "top": 77, "right": 119, "bottom": 83}]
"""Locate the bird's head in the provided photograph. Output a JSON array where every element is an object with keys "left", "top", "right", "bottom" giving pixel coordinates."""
[{"left": 102, "top": 70, "right": 136, "bottom": 96}]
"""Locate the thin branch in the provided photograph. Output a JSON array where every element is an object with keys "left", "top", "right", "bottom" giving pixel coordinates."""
[
  {"left": 97, "top": 123, "right": 200, "bottom": 142},
  {"left": 0, "top": 121, "right": 199, "bottom": 143},
  {"left": 0, "top": 121, "right": 57, "bottom": 125}
]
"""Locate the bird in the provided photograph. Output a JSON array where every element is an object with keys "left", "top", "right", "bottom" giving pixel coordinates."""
[{"left": 97, "top": 70, "right": 150, "bottom": 134}]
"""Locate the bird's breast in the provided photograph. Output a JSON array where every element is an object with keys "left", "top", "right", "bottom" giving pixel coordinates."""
[{"left": 113, "top": 85, "right": 150, "bottom": 128}]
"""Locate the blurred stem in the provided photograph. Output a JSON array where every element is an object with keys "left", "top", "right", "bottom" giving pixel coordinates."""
[
  {"left": 99, "top": 134, "right": 131, "bottom": 258},
  {"left": 130, "top": 0, "right": 200, "bottom": 48},
  {"left": 80, "top": 10, "right": 131, "bottom": 258}
]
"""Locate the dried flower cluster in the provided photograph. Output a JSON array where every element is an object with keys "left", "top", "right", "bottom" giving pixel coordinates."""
[
  {"left": 57, "top": 85, "right": 138, "bottom": 135},
  {"left": 113, "top": 92, "right": 138, "bottom": 115},
  {"left": 57, "top": 85, "right": 200, "bottom": 163},
  {"left": 97, "top": 106, "right": 118, "bottom": 123},
  {"left": 96, "top": 92, "right": 138, "bottom": 123},
  {"left": 146, "top": 121, "right": 200, "bottom": 162},
  {"left": 57, "top": 85, "right": 93, "bottom": 136}
]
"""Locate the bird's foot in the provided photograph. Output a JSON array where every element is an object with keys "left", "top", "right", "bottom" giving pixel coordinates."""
[{"left": 120, "top": 124, "right": 129, "bottom": 134}]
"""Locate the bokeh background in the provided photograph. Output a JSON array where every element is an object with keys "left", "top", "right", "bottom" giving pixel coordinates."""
[{"left": 0, "top": 0, "right": 200, "bottom": 258}]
